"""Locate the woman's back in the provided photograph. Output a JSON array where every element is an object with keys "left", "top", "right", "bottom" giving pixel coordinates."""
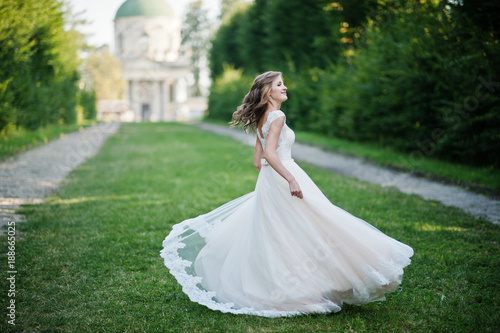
[{"left": 257, "top": 110, "right": 294, "bottom": 162}]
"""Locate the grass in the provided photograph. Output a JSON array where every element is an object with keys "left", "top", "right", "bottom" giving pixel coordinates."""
[
  {"left": 0, "top": 120, "right": 97, "bottom": 160},
  {"left": 1, "top": 122, "right": 499, "bottom": 332},
  {"left": 203, "top": 118, "right": 500, "bottom": 194}
]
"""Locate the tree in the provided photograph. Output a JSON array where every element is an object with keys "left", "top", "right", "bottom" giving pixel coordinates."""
[
  {"left": 450, "top": 0, "right": 500, "bottom": 39},
  {"left": 236, "top": 0, "right": 270, "bottom": 75},
  {"left": 82, "top": 47, "right": 124, "bottom": 100},
  {"left": 182, "top": 0, "right": 211, "bottom": 96},
  {"left": 338, "top": 0, "right": 377, "bottom": 28},
  {"left": 207, "top": 0, "right": 500, "bottom": 166},
  {"left": 0, "top": 0, "right": 90, "bottom": 132},
  {"left": 220, "top": 0, "right": 246, "bottom": 22},
  {"left": 209, "top": 8, "right": 247, "bottom": 80},
  {"left": 264, "top": 0, "right": 342, "bottom": 72}
]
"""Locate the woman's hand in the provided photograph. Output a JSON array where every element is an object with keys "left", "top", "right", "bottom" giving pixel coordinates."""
[{"left": 289, "top": 179, "right": 303, "bottom": 199}]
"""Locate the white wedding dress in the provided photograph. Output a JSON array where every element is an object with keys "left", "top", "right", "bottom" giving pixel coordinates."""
[{"left": 160, "top": 110, "right": 413, "bottom": 317}]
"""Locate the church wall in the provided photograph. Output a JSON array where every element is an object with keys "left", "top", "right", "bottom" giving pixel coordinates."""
[
  {"left": 115, "top": 16, "right": 181, "bottom": 62},
  {"left": 113, "top": 5, "right": 195, "bottom": 122}
]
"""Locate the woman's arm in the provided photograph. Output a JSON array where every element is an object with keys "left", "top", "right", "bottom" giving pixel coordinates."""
[
  {"left": 263, "top": 118, "right": 303, "bottom": 199},
  {"left": 253, "top": 136, "right": 264, "bottom": 171}
]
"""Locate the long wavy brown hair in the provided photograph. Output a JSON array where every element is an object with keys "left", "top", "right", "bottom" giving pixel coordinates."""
[{"left": 230, "top": 71, "right": 282, "bottom": 133}]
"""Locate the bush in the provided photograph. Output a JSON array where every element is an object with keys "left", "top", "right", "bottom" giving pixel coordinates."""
[
  {"left": 325, "top": 2, "right": 500, "bottom": 166},
  {"left": 80, "top": 89, "right": 97, "bottom": 120},
  {"left": 207, "top": 66, "right": 253, "bottom": 122},
  {"left": 207, "top": 0, "right": 500, "bottom": 167},
  {"left": 0, "top": 0, "right": 85, "bottom": 132}
]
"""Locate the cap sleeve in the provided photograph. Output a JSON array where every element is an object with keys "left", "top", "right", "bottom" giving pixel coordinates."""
[
  {"left": 262, "top": 110, "right": 285, "bottom": 136},
  {"left": 267, "top": 110, "right": 285, "bottom": 124}
]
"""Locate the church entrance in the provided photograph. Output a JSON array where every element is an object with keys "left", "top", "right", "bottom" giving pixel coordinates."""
[{"left": 141, "top": 104, "right": 151, "bottom": 121}]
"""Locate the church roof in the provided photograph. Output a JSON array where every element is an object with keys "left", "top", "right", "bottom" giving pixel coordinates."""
[{"left": 115, "top": 0, "right": 174, "bottom": 19}]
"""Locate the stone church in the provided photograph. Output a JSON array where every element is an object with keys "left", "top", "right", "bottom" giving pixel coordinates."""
[{"left": 114, "top": 0, "right": 193, "bottom": 121}]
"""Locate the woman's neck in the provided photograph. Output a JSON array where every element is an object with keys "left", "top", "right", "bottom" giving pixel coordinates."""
[{"left": 266, "top": 101, "right": 281, "bottom": 112}]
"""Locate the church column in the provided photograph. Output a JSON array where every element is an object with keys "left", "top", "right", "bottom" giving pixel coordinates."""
[
  {"left": 165, "top": 79, "right": 171, "bottom": 121},
  {"left": 150, "top": 80, "right": 160, "bottom": 122},
  {"left": 128, "top": 80, "right": 138, "bottom": 121},
  {"left": 170, "top": 80, "right": 177, "bottom": 120},
  {"left": 159, "top": 80, "right": 165, "bottom": 121}
]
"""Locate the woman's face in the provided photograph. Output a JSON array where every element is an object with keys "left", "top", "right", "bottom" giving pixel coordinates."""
[{"left": 268, "top": 76, "right": 287, "bottom": 104}]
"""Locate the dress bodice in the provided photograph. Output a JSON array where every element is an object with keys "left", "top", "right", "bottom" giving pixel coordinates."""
[{"left": 257, "top": 110, "right": 295, "bottom": 161}]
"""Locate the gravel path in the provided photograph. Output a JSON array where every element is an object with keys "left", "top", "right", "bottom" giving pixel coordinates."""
[
  {"left": 0, "top": 122, "right": 120, "bottom": 233},
  {"left": 197, "top": 123, "right": 500, "bottom": 225}
]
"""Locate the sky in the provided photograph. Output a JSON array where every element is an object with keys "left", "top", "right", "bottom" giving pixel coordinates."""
[{"left": 67, "top": 0, "right": 221, "bottom": 52}]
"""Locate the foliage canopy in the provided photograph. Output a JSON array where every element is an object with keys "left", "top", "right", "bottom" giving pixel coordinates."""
[
  {"left": 207, "top": 0, "right": 500, "bottom": 167},
  {"left": 0, "top": 0, "right": 96, "bottom": 133}
]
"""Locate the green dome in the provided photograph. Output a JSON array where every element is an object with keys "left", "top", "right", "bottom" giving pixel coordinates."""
[{"left": 115, "top": 0, "right": 174, "bottom": 19}]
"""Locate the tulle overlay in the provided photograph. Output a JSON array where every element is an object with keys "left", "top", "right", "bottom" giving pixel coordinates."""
[{"left": 160, "top": 111, "right": 413, "bottom": 317}]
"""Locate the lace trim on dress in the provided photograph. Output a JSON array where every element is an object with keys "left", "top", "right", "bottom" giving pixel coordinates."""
[
  {"left": 160, "top": 191, "right": 413, "bottom": 317},
  {"left": 262, "top": 110, "right": 285, "bottom": 137},
  {"left": 161, "top": 223, "right": 411, "bottom": 317},
  {"left": 162, "top": 246, "right": 309, "bottom": 318},
  {"left": 160, "top": 193, "right": 310, "bottom": 317}
]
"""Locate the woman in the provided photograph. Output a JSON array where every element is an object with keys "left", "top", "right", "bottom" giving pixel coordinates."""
[{"left": 160, "top": 71, "right": 413, "bottom": 317}]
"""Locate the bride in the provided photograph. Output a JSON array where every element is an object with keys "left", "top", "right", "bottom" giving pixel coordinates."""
[{"left": 160, "top": 71, "right": 414, "bottom": 317}]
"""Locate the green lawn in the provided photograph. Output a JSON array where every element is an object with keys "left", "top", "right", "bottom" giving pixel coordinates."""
[
  {"left": 1, "top": 122, "right": 499, "bottom": 332},
  {"left": 0, "top": 120, "right": 97, "bottom": 160}
]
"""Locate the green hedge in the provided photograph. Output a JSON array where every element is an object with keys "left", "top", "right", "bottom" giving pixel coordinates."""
[
  {"left": 207, "top": 0, "right": 500, "bottom": 167},
  {"left": 206, "top": 67, "right": 253, "bottom": 122},
  {"left": 0, "top": 0, "right": 96, "bottom": 134}
]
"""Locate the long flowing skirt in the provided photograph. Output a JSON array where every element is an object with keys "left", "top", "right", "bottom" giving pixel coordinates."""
[{"left": 160, "top": 159, "right": 413, "bottom": 317}]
